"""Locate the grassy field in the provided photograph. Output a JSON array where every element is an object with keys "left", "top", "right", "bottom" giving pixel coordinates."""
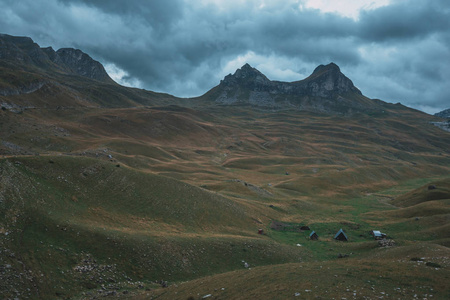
[
  {"left": 1, "top": 92, "right": 450, "bottom": 299},
  {"left": 1, "top": 152, "right": 448, "bottom": 299}
]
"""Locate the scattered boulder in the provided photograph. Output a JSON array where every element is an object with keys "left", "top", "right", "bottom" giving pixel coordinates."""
[
  {"left": 378, "top": 238, "right": 395, "bottom": 247},
  {"left": 337, "top": 253, "right": 349, "bottom": 258},
  {"left": 159, "top": 280, "right": 168, "bottom": 288},
  {"left": 242, "top": 261, "right": 249, "bottom": 268}
]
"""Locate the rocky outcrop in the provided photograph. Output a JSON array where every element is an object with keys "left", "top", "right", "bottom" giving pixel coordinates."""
[
  {"left": 0, "top": 34, "right": 48, "bottom": 66},
  {"left": 434, "top": 108, "right": 450, "bottom": 118},
  {"left": 430, "top": 121, "right": 450, "bottom": 132},
  {"left": 55, "top": 48, "right": 113, "bottom": 82},
  {"left": 431, "top": 108, "right": 450, "bottom": 132},
  {"left": 210, "top": 62, "right": 375, "bottom": 114},
  {"left": 304, "top": 63, "right": 362, "bottom": 97},
  {"left": 0, "top": 81, "right": 45, "bottom": 96}
]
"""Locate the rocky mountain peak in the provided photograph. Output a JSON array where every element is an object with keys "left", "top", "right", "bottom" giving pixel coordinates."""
[
  {"left": 55, "top": 48, "right": 113, "bottom": 82},
  {"left": 234, "top": 63, "right": 265, "bottom": 78},
  {"left": 304, "top": 62, "right": 361, "bottom": 96},
  {"left": 0, "top": 33, "right": 34, "bottom": 47},
  {"left": 210, "top": 62, "right": 370, "bottom": 114},
  {"left": 312, "top": 62, "right": 341, "bottom": 74},
  {"left": 0, "top": 33, "right": 50, "bottom": 67},
  {"left": 0, "top": 33, "right": 113, "bottom": 83},
  {"left": 220, "top": 63, "right": 270, "bottom": 87}
]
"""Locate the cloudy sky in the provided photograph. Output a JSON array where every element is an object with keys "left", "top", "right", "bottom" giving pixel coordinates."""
[{"left": 1, "top": 0, "right": 449, "bottom": 113}]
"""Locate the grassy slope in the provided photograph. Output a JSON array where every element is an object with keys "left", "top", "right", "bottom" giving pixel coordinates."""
[
  {"left": 144, "top": 247, "right": 450, "bottom": 300},
  {"left": 1, "top": 73, "right": 450, "bottom": 298},
  {"left": 0, "top": 156, "right": 303, "bottom": 299},
  {"left": 142, "top": 178, "right": 450, "bottom": 300},
  {"left": 392, "top": 178, "right": 450, "bottom": 207}
]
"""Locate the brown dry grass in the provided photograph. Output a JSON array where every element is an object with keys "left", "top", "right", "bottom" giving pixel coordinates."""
[{"left": 141, "top": 244, "right": 450, "bottom": 300}]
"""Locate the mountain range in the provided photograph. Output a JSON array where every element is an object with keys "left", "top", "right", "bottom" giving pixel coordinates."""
[
  {"left": 0, "top": 33, "right": 422, "bottom": 115},
  {"left": 1, "top": 34, "right": 450, "bottom": 299},
  {"left": 204, "top": 62, "right": 378, "bottom": 113}
]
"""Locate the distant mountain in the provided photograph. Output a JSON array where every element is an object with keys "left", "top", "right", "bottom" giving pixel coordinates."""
[
  {"left": 202, "top": 62, "right": 390, "bottom": 114},
  {"left": 430, "top": 108, "right": 450, "bottom": 132},
  {"left": 0, "top": 33, "right": 113, "bottom": 83},
  {"left": 0, "top": 33, "right": 178, "bottom": 108},
  {"left": 435, "top": 108, "right": 450, "bottom": 118},
  {"left": 0, "top": 33, "right": 432, "bottom": 116}
]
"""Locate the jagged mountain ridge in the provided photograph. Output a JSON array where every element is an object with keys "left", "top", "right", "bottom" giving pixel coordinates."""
[
  {"left": 0, "top": 34, "right": 180, "bottom": 108},
  {"left": 0, "top": 33, "right": 431, "bottom": 116},
  {"left": 0, "top": 33, "right": 113, "bottom": 83},
  {"left": 203, "top": 62, "right": 383, "bottom": 114},
  {"left": 220, "top": 63, "right": 361, "bottom": 98},
  {"left": 435, "top": 108, "right": 450, "bottom": 118}
]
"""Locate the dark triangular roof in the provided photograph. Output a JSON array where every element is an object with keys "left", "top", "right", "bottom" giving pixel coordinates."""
[
  {"left": 334, "top": 228, "right": 348, "bottom": 240},
  {"left": 309, "top": 231, "right": 317, "bottom": 237}
]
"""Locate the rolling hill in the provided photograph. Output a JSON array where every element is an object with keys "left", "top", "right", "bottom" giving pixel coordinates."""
[{"left": 1, "top": 34, "right": 449, "bottom": 299}]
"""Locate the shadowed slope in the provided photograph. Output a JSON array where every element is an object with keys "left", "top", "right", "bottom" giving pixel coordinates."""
[{"left": 0, "top": 156, "right": 304, "bottom": 298}]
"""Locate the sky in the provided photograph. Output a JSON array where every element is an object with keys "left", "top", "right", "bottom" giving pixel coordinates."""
[{"left": 0, "top": 0, "right": 449, "bottom": 113}]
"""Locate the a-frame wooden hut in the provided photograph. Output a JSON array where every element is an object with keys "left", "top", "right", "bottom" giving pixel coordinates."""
[
  {"left": 334, "top": 229, "right": 348, "bottom": 241},
  {"left": 309, "top": 231, "right": 319, "bottom": 240}
]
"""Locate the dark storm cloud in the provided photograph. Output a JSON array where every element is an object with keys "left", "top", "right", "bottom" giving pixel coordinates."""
[
  {"left": 0, "top": 0, "right": 449, "bottom": 112},
  {"left": 358, "top": 0, "right": 450, "bottom": 42},
  {"left": 350, "top": 0, "right": 450, "bottom": 112},
  {"left": 60, "top": 0, "right": 184, "bottom": 31}
]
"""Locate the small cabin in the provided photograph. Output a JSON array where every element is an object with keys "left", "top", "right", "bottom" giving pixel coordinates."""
[
  {"left": 370, "top": 230, "right": 386, "bottom": 240},
  {"left": 309, "top": 231, "right": 319, "bottom": 240},
  {"left": 334, "top": 229, "right": 348, "bottom": 241}
]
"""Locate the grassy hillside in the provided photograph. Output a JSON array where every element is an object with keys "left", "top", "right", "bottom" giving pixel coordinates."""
[
  {"left": 1, "top": 56, "right": 450, "bottom": 299},
  {"left": 392, "top": 178, "right": 450, "bottom": 207},
  {"left": 1, "top": 155, "right": 449, "bottom": 298},
  {"left": 0, "top": 156, "right": 304, "bottom": 299},
  {"left": 141, "top": 178, "right": 450, "bottom": 300},
  {"left": 143, "top": 246, "right": 450, "bottom": 299}
]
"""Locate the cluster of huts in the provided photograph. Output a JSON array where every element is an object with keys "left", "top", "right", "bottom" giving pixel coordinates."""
[
  {"left": 259, "top": 226, "right": 387, "bottom": 242},
  {"left": 308, "top": 228, "right": 349, "bottom": 241},
  {"left": 308, "top": 228, "right": 386, "bottom": 241}
]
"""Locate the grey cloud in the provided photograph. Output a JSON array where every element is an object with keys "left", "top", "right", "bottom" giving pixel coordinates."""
[
  {"left": 358, "top": 1, "right": 450, "bottom": 42},
  {"left": 60, "top": 0, "right": 184, "bottom": 31}
]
